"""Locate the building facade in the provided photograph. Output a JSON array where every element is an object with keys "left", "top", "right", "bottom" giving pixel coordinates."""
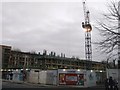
[
  {"left": 1, "top": 45, "right": 106, "bottom": 70},
  {"left": 0, "top": 45, "right": 11, "bottom": 69}
]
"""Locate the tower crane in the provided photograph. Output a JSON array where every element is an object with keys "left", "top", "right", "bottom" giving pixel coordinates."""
[{"left": 82, "top": 0, "right": 92, "bottom": 70}]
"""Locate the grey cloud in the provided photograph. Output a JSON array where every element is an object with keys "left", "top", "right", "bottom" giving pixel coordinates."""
[{"left": 2, "top": 1, "right": 109, "bottom": 61}]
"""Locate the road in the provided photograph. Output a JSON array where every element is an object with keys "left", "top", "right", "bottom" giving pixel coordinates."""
[{"left": 2, "top": 81, "right": 105, "bottom": 90}]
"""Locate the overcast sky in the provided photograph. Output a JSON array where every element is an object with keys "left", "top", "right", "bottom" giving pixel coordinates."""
[{"left": 1, "top": 0, "right": 117, "bottom": 61}]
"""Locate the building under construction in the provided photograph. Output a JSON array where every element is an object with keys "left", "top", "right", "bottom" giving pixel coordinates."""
[{"left": 1, "top": 45, "right": 107, "bottom": 71}]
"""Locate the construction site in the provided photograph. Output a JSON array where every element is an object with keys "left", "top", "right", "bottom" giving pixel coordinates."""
[{"left": 1, "top": 0, "right": 120, "bottom": 89}]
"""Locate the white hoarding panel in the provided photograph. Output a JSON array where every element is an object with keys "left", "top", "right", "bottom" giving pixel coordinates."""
[{"left": 86, "top": 71, "right": 97, "bottom": 87}]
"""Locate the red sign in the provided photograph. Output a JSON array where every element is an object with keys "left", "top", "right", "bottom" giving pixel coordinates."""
[
  {"left": 65, "top": 74, "right": 78, "bottom": 85},
  {"left": 59, "top": 73, "right": 84, "bottom": 85}
]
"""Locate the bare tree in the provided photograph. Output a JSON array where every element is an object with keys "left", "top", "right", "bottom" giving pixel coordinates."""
[{"left": 95, "top": 1, "right": 120, "bottom": 61}]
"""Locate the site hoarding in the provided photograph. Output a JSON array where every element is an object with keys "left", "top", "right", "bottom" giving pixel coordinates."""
[
  {"left": 28, "top": 69, "right": 57, "bottom": 85},
  {"left": 28, "top": 69, "right": 90, "bottom": 86}
]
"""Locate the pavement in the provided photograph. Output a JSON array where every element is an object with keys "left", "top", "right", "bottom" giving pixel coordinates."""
[
  {"left": 2, "top": 79, "right": 105, "bottom": 89},
  {"left": 2, "top": 79, "right": 53, "bottom": 87}
]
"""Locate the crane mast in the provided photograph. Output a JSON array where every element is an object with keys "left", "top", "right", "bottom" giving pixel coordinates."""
[{"left": 82, "top": 0, "right": 92, "bottom": 70}]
